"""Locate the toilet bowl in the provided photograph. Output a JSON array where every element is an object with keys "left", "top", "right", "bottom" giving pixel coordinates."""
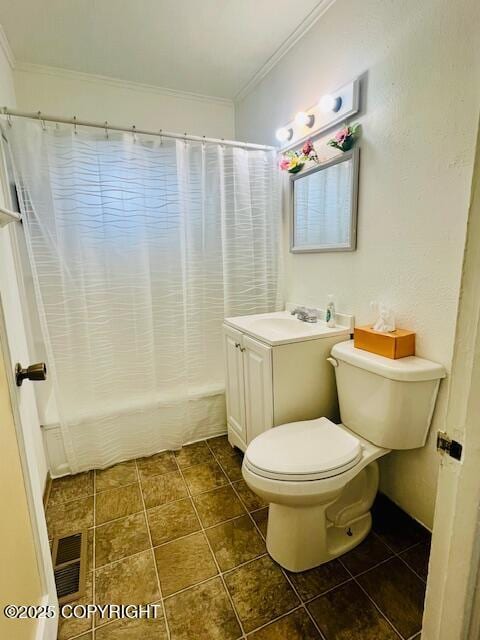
[
  {"left": 242, "top": 340, "right": 446, "bottom": 572},
  {"left": 243, "top": 418, "right": 388, "bottom": 572}
]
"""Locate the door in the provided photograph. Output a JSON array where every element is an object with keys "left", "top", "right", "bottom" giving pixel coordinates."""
[
  {"left": 422, "top": 121, "right": 480, "bottom": 638},
  {"left": 243, "top": 334, "right": 273, "bottom": 443},
  {"left": 223, "top": 325, "right": 247, "bottom": 443},
  {"left": 0, "top": 296, "right": 57, "bottom": 640},
  {"left": 0, "top": 139, "right": 57, "bottom": 639}
]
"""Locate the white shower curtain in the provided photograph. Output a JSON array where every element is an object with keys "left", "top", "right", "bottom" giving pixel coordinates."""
[{"left": 8, "top": 120, "right": 282, "bottom": 473}]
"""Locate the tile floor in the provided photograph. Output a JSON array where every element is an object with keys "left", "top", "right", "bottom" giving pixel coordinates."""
[{"left": 45, "top": 435, "right": 431, "bottom": 640}]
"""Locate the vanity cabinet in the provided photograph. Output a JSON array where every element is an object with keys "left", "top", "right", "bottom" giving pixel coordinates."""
[{"left": 223, "top": 322, "right": 349, "bottom": 452}]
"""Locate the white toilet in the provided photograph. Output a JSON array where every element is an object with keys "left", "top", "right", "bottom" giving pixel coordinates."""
[{"left": 242, "top": 340, "right": 445, "bottom": 572}]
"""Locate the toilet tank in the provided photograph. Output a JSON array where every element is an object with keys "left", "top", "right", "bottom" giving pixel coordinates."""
[{"left": 330, "top": 340, "right": 446, "bottom": 450}]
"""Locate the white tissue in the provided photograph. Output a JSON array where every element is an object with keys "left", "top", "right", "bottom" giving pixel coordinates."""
[{"left": 372, "top": 304, "right": 396, "bottom": 333}]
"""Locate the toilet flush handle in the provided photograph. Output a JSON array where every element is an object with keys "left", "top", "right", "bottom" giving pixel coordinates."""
[{"left": 326, "top": 357, "right": 338, "bottom": 367}]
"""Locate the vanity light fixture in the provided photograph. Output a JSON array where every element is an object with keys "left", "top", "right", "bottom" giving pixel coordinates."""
[
  {"left": 294, "top": 111, "right": 315, "bottom": 128},
  {"left": 319, "top": 94, "right": 343, "bottom": 113},
  {"left": 276, "top": 126, "right": 293, "bottom": 143}
]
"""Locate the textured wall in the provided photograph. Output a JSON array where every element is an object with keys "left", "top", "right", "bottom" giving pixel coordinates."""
[
  {"left": 14, "top": 64, "right": 235, "bottom": 140},
  {"left": 236, "top": 0, "right": 480, "bottom": 527}
]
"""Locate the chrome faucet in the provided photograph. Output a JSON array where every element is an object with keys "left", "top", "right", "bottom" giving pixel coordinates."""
[{"left": 290, "top": 306, "right": 318, "bottom": 323}]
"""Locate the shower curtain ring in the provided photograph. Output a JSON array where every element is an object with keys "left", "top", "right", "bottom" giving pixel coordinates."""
[
  {"left": 73, "top": 115, "right": 78, "bottom": 135},
  {"left": 104, "top": 121, "right": 109, "bottom": 139},
  {"left": 159, "top": 129, "right": 163, "bottom": 145},
  {"left": 132, "top": 124, "right": 137, "bottom": 143},
  {"left": 184, "top": 132, "right": 188, "bottom": 147},
  {"left": 37, "top": 111, "right": 47, "bottom": 131}
]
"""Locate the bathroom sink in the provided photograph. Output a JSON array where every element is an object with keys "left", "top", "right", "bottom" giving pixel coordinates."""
[
  {"left": 224, "top": 310, "right": 352, "bottom": 346},
  {"left": 252, "top": 316, "right": 311, "bottom": 333}
]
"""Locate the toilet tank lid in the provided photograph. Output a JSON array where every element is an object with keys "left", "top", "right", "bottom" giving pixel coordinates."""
[{"left": 331, "top": 340, "right": 446, "bottom": 382}]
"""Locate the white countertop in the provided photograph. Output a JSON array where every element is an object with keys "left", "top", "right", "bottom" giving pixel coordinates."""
[{"left": 224, "top": 310, "right": 351, "bottom": 346}]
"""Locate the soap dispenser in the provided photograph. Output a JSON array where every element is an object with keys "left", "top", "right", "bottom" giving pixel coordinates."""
[{"left": 326, "top": 295, "right": 336, "bottom": 328}]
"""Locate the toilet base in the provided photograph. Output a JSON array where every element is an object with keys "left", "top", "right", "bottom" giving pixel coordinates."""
[
  {"left": 263, "top": 462, "right": 380, "bottom": 572},
  {"left": 266, "top": 503, "right": 372, "bottom": 572}
]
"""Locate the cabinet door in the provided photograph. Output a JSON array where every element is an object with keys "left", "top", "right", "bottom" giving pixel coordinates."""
[
  {"left": 223, "top": 325, "right": 246, "bottom": 443},
  {"left": 243, "top": 335, "right": 273, "bottom": 444}
]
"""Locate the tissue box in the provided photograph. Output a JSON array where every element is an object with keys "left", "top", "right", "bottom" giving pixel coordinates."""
[{"left": 354, "top": 326, "right": 415, "bottom": 359}]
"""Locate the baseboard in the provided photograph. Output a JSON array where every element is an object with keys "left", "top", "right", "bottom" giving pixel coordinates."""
[
  {"left": 43, "top": 471, "right": 52, "bottom": 509},
  {"left": 35, "top": 593, "right": 57, "bottom": 640},
  {"left": 43, "top": 472, "right": 52, "bottom": 509}
]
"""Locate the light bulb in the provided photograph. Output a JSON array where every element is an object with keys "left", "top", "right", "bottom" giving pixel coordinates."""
[
  {"left": 294, "top": 111, "right": 314, "bottom": 127},
  {"left": 275, "top": 127, "right": 293, "bottom": 143},
  {"left": 319, "top": 94, "right": 342, "bottom": 113}
]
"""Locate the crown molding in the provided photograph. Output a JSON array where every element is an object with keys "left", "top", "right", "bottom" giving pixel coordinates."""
[
  {"left": 234, "top": 0, "right": 337, "bottom": 104},
  {"left": 0, "top": 25, "right": 15, "bottom": 70},
  {"left": 15, "top": 62, "right": 234, "bottom": 107}
]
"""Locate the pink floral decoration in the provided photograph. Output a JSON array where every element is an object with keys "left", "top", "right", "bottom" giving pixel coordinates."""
[
  {"left": 302, "top": 140, "right": 314, "bottom": 155},
  {"left": 335, "top": 127, "right": 349, "bottom": 143}
]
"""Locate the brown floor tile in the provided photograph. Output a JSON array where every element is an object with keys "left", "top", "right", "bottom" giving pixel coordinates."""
[
  {"left": 165, "top": 577, "right": 241, "bottom": 640},
  {"left": 57, "top": 571, "right": 93, "bottom": 640},
  {"left": 194, "top": 485, "right": 246, "bottom": 527},
  {"left": 154, "top": 532, "right": 218, "bottom": 596},
  {"left": 46, "top": 496, "right": 94, "bottom": 537},
  {"left": 95, "top": 550, "right": 160, "bottom": 608},
  {"left": 141, "top": 470, "right": 187, "bottom": 509},
  {"left": 48, "top": 471, "right": 94, "bottom": 506},
  {"left": 95, "top": 512, "right": 150, "bottom": 567},
  {"left": 206, "top": 434, "right": 237, "bottom": 461},
  {"left": 341, "top": 533, "right": 394, "bottom": 576},
  {"left": 287, "top": 558, "right": 350, "bottom": 601},
  {"left": 182, "top": 460, "right": 228, "bottom": 495},
  {"left": 224, "top": 555, "right": 299, "bottom": 633},
  {"left": 95, "top": 461, "right": 138, "bottom": 492},
  {"left": 137, "top": 451, "right": 177, "bottom": 480},
  {"left": 249, "top": 608, "right": 321, "bottom": 639},
  {"left": 206, "top": 515, "right": 266, "bottom": 571},
  {"left": 95, "top": 615, "right": 168, "bottom": 640},
  {"left": 372, "top": 494, "right": 430, "bottom": 553},
  {"left": 232, "top": 479, "right": 267, "bottom": 512},
  {"left": 174, "top": 440, "right": 213, "bottom": 468},
  {"left": 357, "top": 557, "right": 426, "bottom": 639},
  {"left": 251, "top": 508, "right": 268, "bottom": 538},
  {"left": 218, "top": 452, "right": 244, "bottom": 481},
  {"left": 96, "top": 483, "right": 143, "bottom": 525},
  {"left": 147, "top": 498, "right": 200, "bottom": 546},
  {"left": 400, "top": 542, "right": 431, "bottom": 581},
  {"left": 73, "top": 635, "right": 92, "bottom": 640},
  {"left": 308, "top": 580, "right": 398, "bottom": 640}
]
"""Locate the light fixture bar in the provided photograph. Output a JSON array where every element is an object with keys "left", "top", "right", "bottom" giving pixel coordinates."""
[{"left": 276, "top": 77, "right": 360, "bottom": 151}]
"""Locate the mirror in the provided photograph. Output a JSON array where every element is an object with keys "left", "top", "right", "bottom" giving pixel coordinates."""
[{"left": 291, "top": 148, "right": 359, "bottom": 253}]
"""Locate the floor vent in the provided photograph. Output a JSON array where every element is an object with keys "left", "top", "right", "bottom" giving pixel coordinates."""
[{"left": 51, "top": 530, "right": 87, "bottom": 603}]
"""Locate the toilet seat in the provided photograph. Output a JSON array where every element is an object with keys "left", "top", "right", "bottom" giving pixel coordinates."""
[{"left": 244, "top": 417, "right": 363, "bottom": 481}]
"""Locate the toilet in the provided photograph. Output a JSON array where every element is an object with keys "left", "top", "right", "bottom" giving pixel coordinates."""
[{"left": 242, "top": 340, "right": 446, "bottom": 572}]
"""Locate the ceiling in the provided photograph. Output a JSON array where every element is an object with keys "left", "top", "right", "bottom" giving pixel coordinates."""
[{"left": 0, "top": 0, "right": 327, "bottom": 100}]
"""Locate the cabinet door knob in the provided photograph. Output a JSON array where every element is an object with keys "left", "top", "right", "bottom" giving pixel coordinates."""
[
  {"left": 235, "top": 342, "right": 241, "bottom": 348},
  {"left": 240, "top": 347, "right": 246, "bottom": 352}
]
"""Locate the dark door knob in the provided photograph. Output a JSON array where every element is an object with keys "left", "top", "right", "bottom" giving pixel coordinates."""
[{"left": 15, "top": 362, "right": 47, "bottom": 387}]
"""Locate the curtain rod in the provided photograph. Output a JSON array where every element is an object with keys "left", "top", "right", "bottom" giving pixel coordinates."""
[
  {"left": 1, "top": 107, "right": 276, "bottom": 152},
  {"left": 0, "top": 205, "right": 21, "bottom": 226}
]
